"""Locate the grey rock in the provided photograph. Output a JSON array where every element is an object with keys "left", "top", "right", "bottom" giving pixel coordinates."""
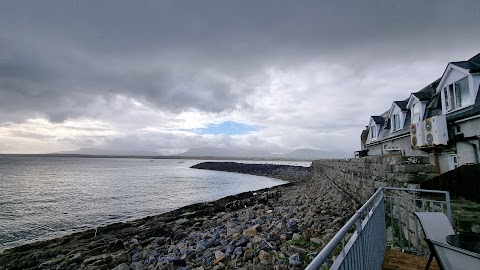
[
  {"left": 258, "top": 241, "right": 274, "bottom": 251},
  {"left": 112, "top": 263, "right": 130, "bottom": 270},
  {"left": 289, "top": 253, "right": 303, "bottom": 267},
  {"left": 288, "top": 245, "right": 307, "bottom": 255},
  {"left": 225, "top": 245, "right": 235, "bottom": 257},
  {"left": 244, "top": 249, "right": 254, "bottom": 260},
  {"left": 236, "top": 236, "right": 249, "bottom": 247},
  {"left": 292, "top": 233, "right": 302, "bottom": 241},
  {"left": 234, "top": 247, "right": 244, "bottom": 257},
  {"left": 130, "top": 262, "right": 143, "bottom": 270}
]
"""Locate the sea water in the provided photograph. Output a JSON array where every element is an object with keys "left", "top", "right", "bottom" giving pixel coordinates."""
[{"left": 0, "top": 157, "right": 306, "bottom": 250}]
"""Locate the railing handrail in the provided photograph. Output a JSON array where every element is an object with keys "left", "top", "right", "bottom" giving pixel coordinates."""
[
  {"left": 382, "top": 186, "right": 449, "bottom": 195},
  {"left": 305, "top": 188, "right": 384, "bottom": 270},
  {"left": 382, "top": 187, "right": 452, "bottom": 222},
  {"left": 305, "top": 187, "right": 452, "bottom": 270}
]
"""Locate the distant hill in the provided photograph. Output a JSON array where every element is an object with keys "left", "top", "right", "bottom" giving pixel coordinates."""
[
  {"left": 52, "top": 148, "right": 163, "bottom": 156},
  {"left": 283, "top": 148, "right": 351, "bottom": 159},
  {"left": 52, "top": 147, "right": 350, "bottom": 159},
  {"left": 175, "top": 147, "right": 274, "bottom": 158},
  {"left": 175, "top": 147, "right": 351, "bottom": 159}
]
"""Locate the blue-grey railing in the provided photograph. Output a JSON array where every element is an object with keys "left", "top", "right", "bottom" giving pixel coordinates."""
[{"left": 305, "top": 187, "right": 451, "bottom": 270}]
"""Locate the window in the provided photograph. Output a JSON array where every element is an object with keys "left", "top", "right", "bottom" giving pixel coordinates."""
[
  {"left": 370, "top": 125, "right": 377, "bottom": 140},
  {"left": 412, "top": 102, "right": 421, "bottom": 123},
  {"left": 392, "top": 113, "right": 402, "bottom": 131},
  {"left": 444, "top": 77, "right": 469, "bottom": 111}
]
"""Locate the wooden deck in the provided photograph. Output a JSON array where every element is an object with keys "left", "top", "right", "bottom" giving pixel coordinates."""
[{"left": 383, "top": 250, "right": 441, "bottom": 270}]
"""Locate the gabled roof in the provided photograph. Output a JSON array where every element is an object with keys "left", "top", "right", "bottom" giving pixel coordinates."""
[
  {"left": 470, "top": 52, "right": 480, "bottom": 66},
  {"left": 393, "top": 101, "right": 407, "bottom": 110},
  {"left": 450, "top": 53, "right": 480, "bottom": 73},
  {"left": 370, "top": 116, "right": 383, "bottom": 125},
  {"left": 437, "top": 53, "right": 480, "bottom": 93},
  {"left": 407, "top": 92, "right": 431, "bottom": 109},
  {"left": 406, "top": 79, "right": 438, "bottom": 108},
  {"left": 412, "top": 92, "right": 431, "bottom": 101},
  {"left": 366, "top": 109, "right": 411, "bottom": 146}
]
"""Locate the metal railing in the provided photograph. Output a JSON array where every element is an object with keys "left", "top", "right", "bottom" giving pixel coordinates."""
[{"left": 305, "top": 187, "right": 451, "bottom": 270}]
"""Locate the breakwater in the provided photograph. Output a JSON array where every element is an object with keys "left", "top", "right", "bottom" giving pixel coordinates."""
[{"left": 0, "top": 162, "right": 354, "bottom": 270}]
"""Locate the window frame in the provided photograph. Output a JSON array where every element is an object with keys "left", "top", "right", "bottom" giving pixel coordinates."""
[
  {"left": 392, "top": 113, "right": 402, "bottom": 132},
  {"left": 443, "top": 76, "right": 469, "bottom": 112},
  {"left": 370, "top": 125, "right": 378, "bottom": 140},
  {"left": 411, "top": 102, "right": 421, "bottom": 124}
]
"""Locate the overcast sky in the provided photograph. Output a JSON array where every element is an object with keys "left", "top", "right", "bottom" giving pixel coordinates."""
[{"left": 0, "top": 1, "right": 479, "bottom": 154}]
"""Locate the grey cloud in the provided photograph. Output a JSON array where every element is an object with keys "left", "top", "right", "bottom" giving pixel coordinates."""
[{"left": 1, "top": 1, "right": 480, "bottom": 152}]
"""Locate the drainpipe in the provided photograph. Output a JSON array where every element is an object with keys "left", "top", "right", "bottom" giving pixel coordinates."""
[{"left": 432, "top": 149, "right": 440, "bottom": 174}]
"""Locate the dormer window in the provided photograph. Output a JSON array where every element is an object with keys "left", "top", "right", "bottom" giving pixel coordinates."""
[
  {"left": 443, "top": 76, "right": 469, "bottom": 112},
  {"left": 367, "top": 116, "right": 382, "bottom": 143},
  {"left": 392, "top": 113, "right": 402, "bottom": 131},
  {"left": 412, "top": 102, "right": 421, "bottom": 123},
  {"left": 388, "top": 101, "right": 407, "bottom": 133},
  {"left": 370, "top": 125, "right": 377, "bottom": 140},
  {"left": 407, "top": 91, "right": 431, "bottom": 124}
]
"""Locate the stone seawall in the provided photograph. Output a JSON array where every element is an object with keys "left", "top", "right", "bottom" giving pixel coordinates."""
[
  {"left": 311, "top": 156, "right": 436, "bottom": 204},
  {"left": 312, "top": 156, "right": 439, "bottom": 250}
]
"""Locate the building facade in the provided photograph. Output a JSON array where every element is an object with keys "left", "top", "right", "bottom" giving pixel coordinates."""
[{"left": 360, "top": 53, "right": 480, "bottom": 174}]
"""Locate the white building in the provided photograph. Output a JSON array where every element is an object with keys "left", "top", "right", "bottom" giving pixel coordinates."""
[{"left": 360, "top": 53, "right": 480, "bottom": 173}]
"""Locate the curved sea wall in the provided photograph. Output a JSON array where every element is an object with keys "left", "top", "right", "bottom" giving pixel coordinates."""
[
  {"left": 190, "top": 162, "right": 312, "bottom": 184},
  {"left": 0, "top": 162, "right": 355, "bottom": 270}
]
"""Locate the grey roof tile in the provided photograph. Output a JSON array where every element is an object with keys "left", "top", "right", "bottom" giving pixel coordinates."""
[
  {"left": 394, "top": 101, "right": 407, "bottom": 110},
  {"left": 412, "top": 92, "right": 431, "bottom": 101},
  {"left": 451, "top": 53, "right": 480, "bottom": 73},
  {"left": 371, "top": 116, "right": 383, "bottom": 124}
]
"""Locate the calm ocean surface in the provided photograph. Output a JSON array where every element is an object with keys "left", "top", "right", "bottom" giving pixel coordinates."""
[{"left": 0, "top": 157, "right": 308, "bottom": 250}]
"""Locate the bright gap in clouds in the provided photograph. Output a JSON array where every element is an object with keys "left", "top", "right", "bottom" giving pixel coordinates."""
[{"left": 193, "top": 121, "right": 259, "bottom": 136}]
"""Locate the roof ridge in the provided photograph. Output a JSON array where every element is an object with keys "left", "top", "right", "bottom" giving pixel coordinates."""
[{"left": 469, "top": 52, "right": 480, "bottom": 66}]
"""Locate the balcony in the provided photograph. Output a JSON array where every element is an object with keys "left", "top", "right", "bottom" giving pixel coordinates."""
[{"left": 305, "top": 187, "right": 452, "bottom": 270}]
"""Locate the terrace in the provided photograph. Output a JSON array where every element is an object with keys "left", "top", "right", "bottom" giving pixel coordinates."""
[{"left": 305, "top": 187, "right": 456, "bottom": 270}]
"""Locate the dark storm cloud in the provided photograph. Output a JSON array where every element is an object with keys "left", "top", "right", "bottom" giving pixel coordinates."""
[
  {"left": 1, "top": 0, "right": 480, "bottom": 153},
  {"left": 1, "top": 0, "right": 479, "bottom": 123}
]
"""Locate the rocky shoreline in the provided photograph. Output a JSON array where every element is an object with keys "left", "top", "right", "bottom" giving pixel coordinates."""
[{"left": 0, "top": 162, "right": 355, "bottom": 270}]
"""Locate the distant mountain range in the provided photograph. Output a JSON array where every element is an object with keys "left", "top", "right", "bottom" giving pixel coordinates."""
[
  {"left": 53, "top": 148, "right": 163, "bottom": 156},
  {"left": 175, "top": 147, "right": 350, "bottom": 159},
  {"left": 175, "top": 147, "right": 273, "bottom": 158},
  {"left": 53, "top": 147, "right": 351, "bottom": 159},
  {"left": 283, "top": 148, "right": 350, "bottom": 159}
]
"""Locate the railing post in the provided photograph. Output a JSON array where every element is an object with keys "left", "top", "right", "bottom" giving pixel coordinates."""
[
  {"left": 355, "top": 212, "right": 362, "bottom": 233},
  {"left": 355, "top": 211, "right": 364, "bottom": 270},
  {"left": 445, "top": 191, "right": 452, "bottom": 223}
]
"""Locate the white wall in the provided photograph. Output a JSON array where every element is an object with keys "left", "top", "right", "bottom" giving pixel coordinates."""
[
  {"left": 456, "top": 142, "right": 478, "bottom": 166},
  {"left": 438, "top": 66, "right": 469, "bottom": 91},
  {"left": 382, "top": 136, "right": 427, "bottom": 156},
  {"left": 366, "top": 144, "right": 383, "bottom": 156},
  {"left": 457, "top": 117, "right": 480, "bottom": 137},
  {"left": 453, "top": 117, "right": 480, "bottom": 166},
  {"left": 434, "top": 153, "right": 451, "bottom": 174}
]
